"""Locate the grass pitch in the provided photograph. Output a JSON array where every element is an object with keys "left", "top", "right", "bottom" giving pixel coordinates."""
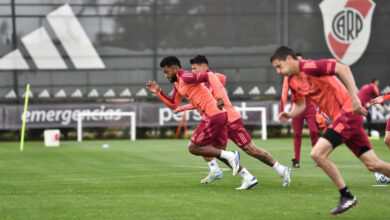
[{"left": 1, "top": 138, "right": 390, "bottom": 219}]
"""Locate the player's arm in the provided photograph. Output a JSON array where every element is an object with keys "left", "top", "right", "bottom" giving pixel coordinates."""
[
  {"left": 279, "top": 94, "right": 306, "bottom": 122},
  {"left": 145, "top": 81, "right": 182, "bottom": 109},
  {"left": 207, "top": 73, "right": 226, "bottom": 110},
  {"left": 371, "top": 92, "right": 390, "bottom": 105},
  {"left": 280, "top": 76, "right": 289, "bottom": 113},
  {"left": 334, "top": 63, "right": 367, "bottom": 116},
  {"left": 174, "top": 104, "right": 196, "bottom": 114}
]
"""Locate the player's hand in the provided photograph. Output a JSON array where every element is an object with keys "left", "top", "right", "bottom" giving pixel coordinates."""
[
  {"left": 371, "top": 96, "right": 384, "bottom": 105},
  {"left": 173, "top": 109, "right": 179, "bottom": 114},
  {"left": 145, "top": 81, "right": 160, "bottom": 94},
  {"left": 351, "top": 96, "right": 367, "bottom": 116},
  {"left": 217, "top": 98, "right": 224, "bottom": 110},
  {"left": 278, "top": 112, "right": 291, "bottom": 122}
]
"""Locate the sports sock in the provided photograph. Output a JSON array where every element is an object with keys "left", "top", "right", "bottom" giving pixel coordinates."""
[
  {"left": 339, "top": 186, "right": 354, "bottom": 199},
  {"left": 220, "top": 150, "right": 233, "bottom": 160},
  {"left": 239, "top": 167, "right": 254, "bottom": 181},
  {"left": 207, "top": 159, "right": 220, "bottom": 173},
  {"left": 272, "top": 161, "right": 285, "bottom": 175}
]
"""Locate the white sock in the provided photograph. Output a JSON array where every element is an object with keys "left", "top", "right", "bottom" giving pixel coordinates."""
[
  {"left": 220, "top": 150, "right": 233, "bottom": 160},
  {"left": 239, "top": 167, "right": 254, "bottom": 181},
  {"left": 272, "top": 161, "right": 285, "bottom": 175},
  {"left": 207, "top": 159, "right": 220, "bottom": 173}
]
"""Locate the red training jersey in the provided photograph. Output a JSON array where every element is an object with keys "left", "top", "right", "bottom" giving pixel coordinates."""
[
  {"left": 156, "top": 69, "right": 224, "bottom": 117},
  {"left": 358, "top": 83, "right": 379, "bottom": 108},
  {"left": 288, "top": 59, "right": 353, "bottom": 121}
]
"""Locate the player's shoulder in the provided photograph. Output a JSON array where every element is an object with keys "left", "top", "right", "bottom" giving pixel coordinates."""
[{"left": 300, "top": 59, "right": 336, "bottom": 69}]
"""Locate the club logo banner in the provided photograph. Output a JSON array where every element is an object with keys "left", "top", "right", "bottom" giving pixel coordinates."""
[{"left": 320, "top": 0, "right": 375, "bottom": 65}]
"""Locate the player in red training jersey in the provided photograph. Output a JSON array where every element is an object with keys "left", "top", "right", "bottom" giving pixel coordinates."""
[
  {"left": 146, "top": 56, "right": 250, "bottom": 187},
  {"left": 174, "top": 55, "right": 291, "bottom": 189},
  {"left": 270, "top": 46, "right": 390, "bottom": 215},
  {"left": 371, "top": 92, "right": 390, "bottom": 150},
  {"left": 371, "top": 92, "right": 390, "bottom": 181},
  {"left": 358, "top": 79, "right": 379, "bottom": 136},
  {"left": 280, "top": 53, "right": 319, "bottom": 168}
]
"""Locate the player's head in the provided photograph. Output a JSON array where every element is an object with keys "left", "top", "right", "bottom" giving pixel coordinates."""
[
  {"left": 160, "top": 56, "right": 181, "bottom": 83},
  {"left": 270, "top": 46, "right": 300, "bottom": 76},
  {"left": 295, "top": 52, "right": 303, "bottom": 60},
  {"left": 190, "top": 55, "right": 209, "bottom": 73},
  {"left": 372, "top": 78, "right": 379, "bottom": 86}
]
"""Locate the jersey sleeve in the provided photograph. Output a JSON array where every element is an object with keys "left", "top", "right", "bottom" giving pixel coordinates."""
[
  {"left": 207, "top": 72, "right": 225, "bottom": 100},
  {"left": 156, "top": 86, "right": 183, "bottom": 110},
  {"left": 300, "top": 59, "right": 337, "bottom": 77},
  {"left": 179, "top": 71, "right": 209, "bottom": 84},
  {"left": 175, "top": 104, "right": 196, "bottom": 112},
  {"left": 280, "top": 76, "right": 289, "bottom": 113},
  {"left": 214, "top": 73, "right": 226, "bottom": 86}
]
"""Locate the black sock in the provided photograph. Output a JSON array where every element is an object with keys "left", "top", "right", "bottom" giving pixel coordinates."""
[{"left": 339, "top": 186, "right": 354, "bottom": 199}]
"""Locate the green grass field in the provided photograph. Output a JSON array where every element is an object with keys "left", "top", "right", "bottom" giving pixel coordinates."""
[{"left": 1, "top": 138, "right": 390, "bottom": 219}]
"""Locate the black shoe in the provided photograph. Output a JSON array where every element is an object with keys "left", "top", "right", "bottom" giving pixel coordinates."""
[
  {"left": 330, "top": 196, "right": 358, "bottom": 215},
  {"left": 292, "top": 159, "right": 300, "bottom": 168}
]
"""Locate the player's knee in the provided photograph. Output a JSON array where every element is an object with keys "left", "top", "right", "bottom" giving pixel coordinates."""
[
  {"left": 309, "top": 131, "right": 318, "bottom": 137},
  {"left": 294, "top": 132, "right": 302, "bottom": 139},
  {"left": 310, "top": 149, "right": 321, "bottom": 162},
  {"left": 188, "top": 142, "right": 199, "bottom": 155}
]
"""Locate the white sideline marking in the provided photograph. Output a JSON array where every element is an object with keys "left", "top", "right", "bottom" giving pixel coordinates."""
[{"left": 372, "top": 185, "right": 388, "bottom": 187}]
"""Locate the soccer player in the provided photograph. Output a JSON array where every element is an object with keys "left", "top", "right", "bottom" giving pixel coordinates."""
[
  {"left": 280, "top": 53, "right": 319, "bottom": 168},
  {"left": 145, "top": 56, "right": 245, "bottom": 187},
  {"left": 174, "top": 55, "right": 291, "bottom": 189},
  {"left": 371, "top": 92, "right": 390, "bottom": 150},
  {"left": 358, "top": 79, "right": 379, "bottom": 136},
  {"left": 270, "top": 46, "right": 390, "bottom": 215}
]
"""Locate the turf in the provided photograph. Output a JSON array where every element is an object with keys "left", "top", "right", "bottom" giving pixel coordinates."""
[{"left": 0, "top": 138, "right": 390, "bottom": 219}]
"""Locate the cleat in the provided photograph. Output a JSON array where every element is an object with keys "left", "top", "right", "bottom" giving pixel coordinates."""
[
  {"left": 200, "top": 170, "right": 223, "bottom": 184},
  {"left": 292, "top": 159, "right": 300, "bottom": 168},
  {"left": 236, "top": 177, "right": 258, "bottom": 190},
  {"left": 281, "top": 167, "right": 291, "bottom": 187},
  {"left": 330, "top": 196, "right": 358, "bottom": 215},
  {"left": 228, "top": 151, "right": 240, "bottom": 176}
]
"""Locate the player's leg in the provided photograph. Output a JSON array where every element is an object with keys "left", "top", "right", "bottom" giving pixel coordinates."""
[
  {"left": 310, "top": 137, "right": 346, "bottom": 189},
  {"left": 188, "top": 112, "right": 240, "bottom": 176},
  {"left": 305, "top": 111, "right": 319, "bottom": 147},
  {"left": 310, "top": 136, "right": 357, "bottom": 215},
  {"left": 292, "top": 114, "right": 304, "bottom": 168},
  {"left": 384, "top": 118, "right": 390, "bottom": 150},
  {"left": 306, "top": 111, "right": 320, "bottom": 166},
  {"left": 359, "top": 150, "right": 390, "bottom": 177},
  {"left": 366, "top": 109, "right": 372, "bottom": 136},
  {"left": 213, "top": 148, "right": 258, "bottom": 190},
  {"left": 200, "top": 156, "right": 223, "bottom": 184},
  {"left": 227, "top": 118, "right": 291, "bottom": 187}
]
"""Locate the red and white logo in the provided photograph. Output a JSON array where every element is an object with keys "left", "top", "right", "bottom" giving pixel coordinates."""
[{"left": 320, "top": 0, "right": 375, "bottom": 65}]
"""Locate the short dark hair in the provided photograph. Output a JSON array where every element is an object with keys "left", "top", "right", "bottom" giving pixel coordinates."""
[
  {"left": 190, "top": 55, "right": 209, "bottom": 65},
  {"left": 270, "top": 46, "right": 297, "bottom": 62},
  {"left": 371, "top": 78, "right": 378, "bottom": 83},
  {"left": 160, "top": 56, "right": 181, "bottom": 68},
  {"left": 295, "top": 52, "right": 303, "bottom": 57}
]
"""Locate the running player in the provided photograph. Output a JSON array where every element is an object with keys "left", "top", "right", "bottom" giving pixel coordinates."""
[
  {"left": 280, "top": 53, "right": 319, "bottom": 168},
  {"left": 358, "top": 79, "right": 379, "bottom": 136},
  {"left": 270, "top": 46, "right": 390, "bottom": 215},
  {"left": 174, "top": 55, "right": 291, "bottom": 189},
  {"left": 145, "top": 56, "right": 250, "bottom": 188},
  {"left": 371, "top": 92, "right": 390, "bottom": 150}
]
